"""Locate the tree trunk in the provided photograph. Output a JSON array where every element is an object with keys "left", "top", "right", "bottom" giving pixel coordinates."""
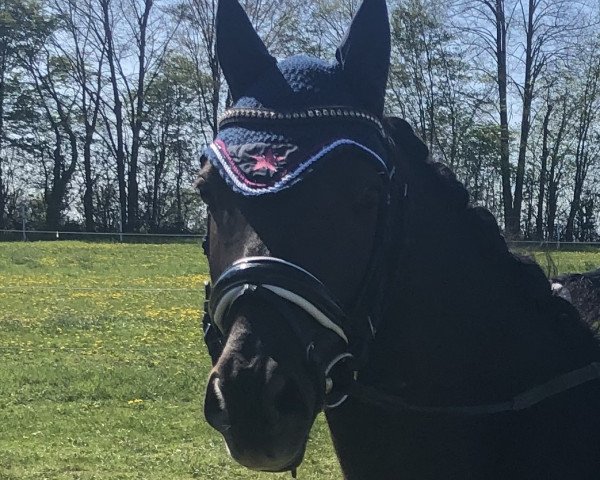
[
  {"left": 565, "top": 61, "right": 599, "bottom": 241},
  {"left": 210, "top": 52, "right": 220, "bottom": 138},
  {"left": 0, "top": 164, "right": 4, "bottom": 230},
  {"left": 510, "top": 0, "right": 537, "bottom": 237},
  {"left": 494, "top": 0, "right": 514, "bottom": 236},
  {"left": 176, "top": 147, "right": 183, "bottom": 229},
  {"left": 546, "top": 172, "right": 558, "bottom": 240},
  {"left": 535, "top": 103, "right": 552, "bottom": 240},
  {"left": 81, "top": 52, "right": 103, "bottom": 233},
  {"left": 565, "top": 153, "right": 586, "bottom": 241},
  {"left": 150, "top": 128, "right": 167, "bottom": 232},
  {"left": 46, "top": 143, "right": 64, "bottom": 230},
  {"left": 546, "top": 95, "right": 570, "bottom": 240},
  {"left": 101, "top": 0, "right": 127, "bottom": 232},
  {"left": 0, "top": 56, "right": 5, "bottom": 230},
  {"left": 127, "top": 0, "right": 153, "bottom": 232},
  {"left": 128, "top": 121, "right": 141, "bottom": 232},
  {"left": 83, "top": 138, "right": 94, "bottom": 231}
]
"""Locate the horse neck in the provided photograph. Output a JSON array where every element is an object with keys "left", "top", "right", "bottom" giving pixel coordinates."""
[{"left": 366, "top": 172, "right": 600, "bottom": 406}]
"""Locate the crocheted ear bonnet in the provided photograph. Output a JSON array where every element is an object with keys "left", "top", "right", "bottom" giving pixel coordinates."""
[{"left": 205, "top": 0, "right": 392, "bottom": 195}]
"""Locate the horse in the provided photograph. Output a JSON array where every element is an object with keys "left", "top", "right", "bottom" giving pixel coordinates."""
[
  {"left": 552, "top": 268, "right": 600, "bottom": 334},
  {"left": 197, "top": 0, "right": 600, "bottom": 478}
]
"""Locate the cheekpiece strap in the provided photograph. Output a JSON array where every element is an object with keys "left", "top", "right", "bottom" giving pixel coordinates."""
[{"left": 218, "top": 106, "right": 385, "bottom": 136}]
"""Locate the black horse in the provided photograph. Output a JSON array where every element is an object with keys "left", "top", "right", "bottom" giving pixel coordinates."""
[
  {"left": 198, "top": 0, "right": 600, "bottom": 478},
  {"left": 553, "top": 268, "right": 600, "bottom": 334}
]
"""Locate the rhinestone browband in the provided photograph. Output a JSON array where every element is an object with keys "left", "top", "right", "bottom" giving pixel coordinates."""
[{"left": 218, "top": 107, "right": 385, "bottom": 135}]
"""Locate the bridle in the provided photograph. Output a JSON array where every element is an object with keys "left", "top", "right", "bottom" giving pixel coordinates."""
[
  {"left": 204, "top": 257, "right": 358, "bottom": 409},
  {"left": 202, "top": 121, "right": 404, "bottom": 410}
]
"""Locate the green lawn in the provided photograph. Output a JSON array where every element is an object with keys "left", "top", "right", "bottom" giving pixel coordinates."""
[
  {"left": 0, "top": 242, "right": 599, "bottom": 479},
  {"left": 0, "top": 242, "right": 339, "bottom": 479},
  {"left": 528, "top": 250, "right": 600, "bottom": 277}
]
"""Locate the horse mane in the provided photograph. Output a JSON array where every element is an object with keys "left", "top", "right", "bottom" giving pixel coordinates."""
[
  {"left": 383, "top": 116, "right": 600, "bottom": 347},
  {"left": 384, "top": 117, "right": 508, "bottom": 254}
]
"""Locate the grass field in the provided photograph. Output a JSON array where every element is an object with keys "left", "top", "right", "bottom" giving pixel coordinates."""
[
  {"left": 1, "top": 242, "right": 599, "bottom": 479},
  {"left": 0, "top": 242, "right": 339, "bottom": 479}
]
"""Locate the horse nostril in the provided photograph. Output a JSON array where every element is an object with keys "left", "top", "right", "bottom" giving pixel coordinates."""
[
  {"left": 204, "top": 375, "right": 231, "bottom": 432},
  {"left": 269, "top": 374, "right": 307, "bottom": 418}
]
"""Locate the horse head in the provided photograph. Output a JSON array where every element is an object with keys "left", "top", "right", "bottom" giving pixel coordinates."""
[{"left": 197, "top": 0, "right": 405, "bottom": 472}]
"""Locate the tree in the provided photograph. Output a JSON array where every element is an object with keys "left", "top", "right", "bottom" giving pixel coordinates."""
[
  {"left": 461, "top": 123, "right": 503, "bottom": 213},
  {"left": 27, "top": 53, "right": 79, "bottom": 229},
  {"left": 302, "top": 0, "right": 362, "bottom": 55},
  {"left": 456, "top": 0, "right": 513, "bottom": 233},
  {"left": 172, "top": 0, "right": 306, "bottom": 144},
  {"left": 534, "top": 90, "right": 552, "bottom": 240},
  {"left": 98, "top": 0, "right": 127, "bottom": 232},
  {"left": 50, "top": 0, "right": 106, "bottom": 231},
  {"left": 142, "top": 54, "right": 198, "bottom": 231},
  {"left": 388, "top": 0, "right": 494, "bottom": 214},
  {"left": 0, "top": 0, "right": 45, "bottom": 228},
  {"left": 172, "top": 0, "right": 221, "bottom": 140},
  {"left": 98, "top": 0, "right": 174, "bottom": 232},
  {"left": 18, "top": 3, "right": 83, "bottom": 229},
  {"left": 564, "top": 48, "right": 600, "bottom": 241},
  {"left": 454, "top": 0, "right": 592, "bottom": 237}
]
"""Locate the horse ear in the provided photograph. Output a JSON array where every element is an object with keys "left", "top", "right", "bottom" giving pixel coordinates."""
[
  {"left": 216, "top": 0, "right": 277, "bottom": 102},
  {"left": 336, "top": 0, "right": 390, "bottom": 116}
]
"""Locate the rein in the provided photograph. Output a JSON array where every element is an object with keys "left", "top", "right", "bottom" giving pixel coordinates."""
[{"left": 350, "top": 362, "right": 600, "bottom": 416}]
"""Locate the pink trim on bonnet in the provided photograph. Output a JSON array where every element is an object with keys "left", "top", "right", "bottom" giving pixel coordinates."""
[{"left": 210, "top": 138, "right": 389, "bottom": 195}]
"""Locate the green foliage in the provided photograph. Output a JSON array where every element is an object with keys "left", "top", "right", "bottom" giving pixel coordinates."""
[
  {"left": 142, "top": 53, "right": 205, "bottom": 232},
  {"left": 0, "top": 0, "right": 47, "bottom": 57}
]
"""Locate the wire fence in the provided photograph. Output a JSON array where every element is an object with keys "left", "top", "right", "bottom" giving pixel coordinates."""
[
  {"left": 0, "top": 229, "right": 204, "bottom": 243},
  {"left": 509, "top": 240, "right": 600, "bottom": 252},
  {"left": 0, "top": 286, "right": 198, "bottom": 292},
  {"left": 2, "top": 229, "right": 600, "bottom": 251}
]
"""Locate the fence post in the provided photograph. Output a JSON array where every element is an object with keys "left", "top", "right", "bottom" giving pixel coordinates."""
[{"left": 119, "top": 220, "right": 123, "bottom": 243}]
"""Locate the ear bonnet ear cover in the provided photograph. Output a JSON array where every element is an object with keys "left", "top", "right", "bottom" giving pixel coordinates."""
[{"left": 205, "top": 0, "right": 393, "bottom": 195}]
